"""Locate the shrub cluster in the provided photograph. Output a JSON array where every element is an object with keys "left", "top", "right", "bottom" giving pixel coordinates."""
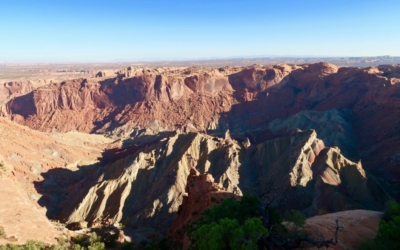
[
  {"left": 187, "top": 194, "right": 321, "bottom": 250},
  {"left": 0, "top": 233, "right": 105, "bottom": 250},
  {"left": 361, "top": 202, "right": 400, "bottom": 250}
]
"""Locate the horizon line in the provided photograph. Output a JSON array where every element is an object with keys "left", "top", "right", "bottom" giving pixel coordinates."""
[{"left": 1, "top": 55, "right": 399, "bottom": 64}]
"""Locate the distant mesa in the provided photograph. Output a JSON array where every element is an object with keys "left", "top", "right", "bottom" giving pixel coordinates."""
[{"left": 95, "top": 70, "right": 116, "bottom": 78}]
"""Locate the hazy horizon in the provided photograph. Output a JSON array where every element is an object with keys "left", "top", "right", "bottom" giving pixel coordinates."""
[
  {"left": 1, "top": 55, "right": 399, "bottom": 64},
  {"left": 1, "top": 0, "right": 400, "bottom": 62}
]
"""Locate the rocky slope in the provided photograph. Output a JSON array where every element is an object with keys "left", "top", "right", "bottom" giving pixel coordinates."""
[
  {"left": 0, "top": 81, "right": 34, "bottom": 105},
  {"left": 168, "top": 168, "right": 237, "bottom": 249},
  {"left": 35, "top": 129, "right": 387, "bottom": 242},
  {"left": 4, "top": 64, "right": 296, "bottom": 134},
  {"left": 5, "top": 64, "right": 400, "bottom": 192},
  {"left": 305, "top": 210, "right": 382, "bottom": 250},
  {"left": 48, "top": 132, "right": 242, "bottom": 235},
  {"left": 167, "top": 167, "right": 383, "bottom": 250},
  {"left": 0, "top": 178, "right": 63, "bottom": 245},
  {"left": 0, "top": 117, "right": 113, "bottom": 244},
  {"left": 0, "top": 80, "right": 50, "bottom": 115}
]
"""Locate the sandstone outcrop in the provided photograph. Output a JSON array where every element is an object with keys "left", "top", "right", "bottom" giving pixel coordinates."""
[
  {"left": 5, "top": 64, "right": 299, "bottom": 134},
  {"left": 168, "top": 168, "right": 237, "bottom": 249},
  {"left": 0, "top": 80, "right": 50, "bottom": 115},
  {"left": 165, "top": 147, "right": 382, "bottom": 249},
  {"left": 7, "top": 63, "right": 400, "bottom": 189},
  {"left": 36, "top": 129, "right": 385, "bottom": 241},
  {"left": 305, "top": 210, "right": 382, "bottom": 250},
  {"left": 54, "top": 132, "right": 243, "bottom": 234},
  {"left": 0, "top": 81, "right": 34, "bottom": 105},
  {"left": 95, "top": 70, "right": 116, "bottom": 78}
]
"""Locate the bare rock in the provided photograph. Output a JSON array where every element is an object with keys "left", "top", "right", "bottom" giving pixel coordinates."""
[
  {"left": 168, "top": 168, "right": 237, "bottom": 249},
  {"left": 95, "top": 70, "right": 116, "bottom": 78},
  {"left": 305, "top": 210, "right": 382, "bottom": 250}
]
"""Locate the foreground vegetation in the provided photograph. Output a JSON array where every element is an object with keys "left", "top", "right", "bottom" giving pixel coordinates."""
[
  {"left": 0, "top": 231, "right": 168, "bottom": 250},
  {"left": 187, "top": 195, "right": 337, "bottom": 250},
  {"left": 1, "top": 200, "right": 399, "bottom": 249},
  {"left": 0, "top": 233, "right": 105, "bottom": 250},
  {"left": 360, "top": 202, "right": 400, "bottom": 250}
]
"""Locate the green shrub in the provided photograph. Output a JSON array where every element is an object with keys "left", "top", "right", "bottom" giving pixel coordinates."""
[
  {"left": 189, "top": 194, "right": 260, "bottom": 232},
  {"left": 0, "top": 240, "right": 47, "bottom": 250},
  {"left": 191, "top": 217, "right": 268, "bottom": 250},
  {"left": 70, "top": 245, "right": 84, "bottom": 250},
  {"left": 0, "top": 233, "right": 106, "bottom": 250},
  {"left": 361, "top": 202, "right": 400, "bottom": 250},
  {"left": 383, "top": 201, "right": 400, "bottom": 221},
  {"left": 188, "top": 194, "right": 333, "bottom": 249},
  {"left": 72, "top": 235, "right": 84, "bottom": 246},
  {"left": 284, "top": 210, "right": 306, "bottom": 227},
  {"left": 188, "top": 195, "right": 266, "bottom": 249},
  {"left": 374, "top": 217, "right": 400, "bottom": 249},
  {"left": 49, "top": 238, "right": 70, "bottom": 250},
  {"left": 87, "top": 242, "right": 104, "bottom": 250}
]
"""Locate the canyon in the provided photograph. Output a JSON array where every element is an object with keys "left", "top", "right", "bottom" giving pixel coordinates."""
[{"left": 1, "top": 62, "right": 400, "bottom": 248}]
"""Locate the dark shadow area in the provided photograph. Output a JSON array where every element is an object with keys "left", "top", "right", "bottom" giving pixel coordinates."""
[
  {"left": 33, "top": 132, "right": 205, "bottom": 242},
  {"left": 210, "top": 65, "right": 400, "bottom": 197},
  {"left": 6, "top": 76, "right": 159, "bottom": 133},
  {"left": 91, "top": 76, "right": 148, "bottom": 132},
  {"left": 235, "top": 132, "right": 316, "bottom": 215},
  {"left": 237, "top": 135, "right": 388, "bottom": 218},
  {"left": 309, "top": 147, "right": 387, "bottom": 214},
  {"left": 119, "top": 133, "right": 200, "bottom": 234},
  {"left": 35, "top": 163, "right": 102, "bottom": 219},
  {"left": 7, "top": 91, "right": 37, "bottom": 118},
  {"left": 34, "top": 132, "right": 173, "bottom": 221},
  {"left": 206, "top": 145, "right": 233, "bottom": 184},
  {"left": 90, "top": 106, "right": 125, "bottom": 133},
  {"left": 99, "top": 76, "right": 147, "bottom": 106},
  {"left": 207, "top": 68, "right": 400, "bottom": 211}
]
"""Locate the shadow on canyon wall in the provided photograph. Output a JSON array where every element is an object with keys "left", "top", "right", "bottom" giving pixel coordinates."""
[
  {"left": 33, "top": 132, "right": 168, "bottom": 220},
  {"left": 31, "top": 65, "right": 400, "bottom": 236}
]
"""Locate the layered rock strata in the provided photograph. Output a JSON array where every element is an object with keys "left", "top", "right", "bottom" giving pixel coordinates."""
[
  {"left": 5, "top": 64, "right": 400, "bottom": 193},
  {"left": 37, "top": 129, "right": 386, "bottom": 239}
]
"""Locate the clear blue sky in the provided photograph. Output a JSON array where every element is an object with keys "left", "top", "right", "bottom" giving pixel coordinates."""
[{"left": 1, "top": 0, "right": 399, "bottom": 62}]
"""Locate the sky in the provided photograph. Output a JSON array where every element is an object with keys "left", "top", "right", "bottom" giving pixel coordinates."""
[{"left": 0, "top": 0, "right": 399, "bottom": 62}]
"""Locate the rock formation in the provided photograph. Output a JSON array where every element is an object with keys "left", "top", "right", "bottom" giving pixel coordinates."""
[
  {"left": 168, "top": 168, "right": 237, "bottom": 249},
  {"left": 0, "top": 80, "right": 51, "bottom": 115},
  {"left": 166, "top": 155, "right": 383, "bottom": 250},
  {"left": 95, "top": 70, "right": 116, "bottom": 78},
  {"left": 2, "top": 62, "right": 400, "bottom": 246},
  {"left": 32, "top": 129, "right": 386, "bottom": 242},
  {"left": 5, "top": 64, "right": 400, "bottom": 191},
  {"left": 4, "top": 64, "right": 298, "bottom": 134},
  {"left": 305, "top": 210, "right": 382, "bottom": 250}
]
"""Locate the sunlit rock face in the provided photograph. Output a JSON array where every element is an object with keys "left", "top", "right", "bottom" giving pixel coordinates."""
[{"left": 40, "top": 129, "right": 384, "bottom": 237}]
